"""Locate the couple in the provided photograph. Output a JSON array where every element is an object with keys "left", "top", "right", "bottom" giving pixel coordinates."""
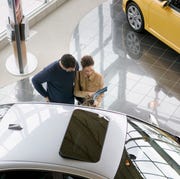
[{"left": 32, "top": 54, "right": 104, "bottom": 107}]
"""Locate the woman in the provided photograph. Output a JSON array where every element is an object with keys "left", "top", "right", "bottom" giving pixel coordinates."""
[{"left": 74, "top": 55, "right": 104, "bottom": 107}]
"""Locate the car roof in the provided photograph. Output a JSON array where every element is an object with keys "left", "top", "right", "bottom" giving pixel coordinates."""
[{"left": 0, "top": 103, "right": 127, "bottom": 179}]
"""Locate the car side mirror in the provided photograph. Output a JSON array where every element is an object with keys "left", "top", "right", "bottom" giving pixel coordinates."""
[{"left": 163, "top": 0, "right": 172, "bottom": 7}]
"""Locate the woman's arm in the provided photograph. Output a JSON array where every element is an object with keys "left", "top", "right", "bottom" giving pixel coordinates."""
[
  {"left": 74, "top": 71, "right": 90, "bottom": 97},
  {"left": 94, "top": 75, "right": 104, "bottom": 107}
]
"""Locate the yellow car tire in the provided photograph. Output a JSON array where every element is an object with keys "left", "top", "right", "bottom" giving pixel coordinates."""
[{"left": 126, "top": 2, "right": 144, "bottom": 32}]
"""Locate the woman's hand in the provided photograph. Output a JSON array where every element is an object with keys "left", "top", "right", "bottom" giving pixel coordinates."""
[
  {"left": 87, "top": 92, "right": 95, "bottom": 97},
  {"left": 93, "top": 100, "right": 98, "bottom": 107}
]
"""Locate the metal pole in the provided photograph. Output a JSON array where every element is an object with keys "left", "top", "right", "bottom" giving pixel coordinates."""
[{"left": 12, "top": 0, "right": 24, "bottom": 74}]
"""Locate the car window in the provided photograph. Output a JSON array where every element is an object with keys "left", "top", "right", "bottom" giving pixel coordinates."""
[
  {"left": 60, "top": 109, "right": 109, "bottom": 163},
  {"left": 0, "top": 170, "right": 55, "bottom": 179},
  {"left": 170, "top": 0, "right": 180, "bottom": 12},
  {"left": 0, "top": 170, "right": 88, "bottom": 179},
  {"left": 63, "top": 174, "right": 87, "bottom": 179}
]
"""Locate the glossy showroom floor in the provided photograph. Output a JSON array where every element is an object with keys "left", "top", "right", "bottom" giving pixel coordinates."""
[{"left": 0, "top": 0, "right": 180, "bottom": 137}]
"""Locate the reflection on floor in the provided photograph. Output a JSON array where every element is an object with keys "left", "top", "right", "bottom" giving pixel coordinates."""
[{"left": 0, "top": 0, "right": 180, "bottom": 137}]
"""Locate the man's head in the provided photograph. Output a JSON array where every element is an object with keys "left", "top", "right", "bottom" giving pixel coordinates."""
[
  {"left": 81, "top": 55, "right": 94, "bottom": 77},
  {"left": 60, "top": 54, "right": 76, "bottom": 72}
]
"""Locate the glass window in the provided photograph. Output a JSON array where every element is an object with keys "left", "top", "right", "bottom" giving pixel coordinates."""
[
  {"left": 0, "top": 0, "right": 50, "bottom": 34},
  {"left": 59, "top": 109, "right": 109, "bottom": 162},
  {"left": 0, "top": 170, "right": 88, "bottom": 179},
  {"left": 170, "top": 0, "right": 180, "bottom": 11},
  {"left": 0, "top": 170, "right": 60, "bottom": 179}
]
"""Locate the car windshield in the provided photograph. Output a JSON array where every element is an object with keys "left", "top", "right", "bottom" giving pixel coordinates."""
[
  {"left": 59, "top": 109, "right": 109, "bottom": 162},
  {"left": 115, "top": 117, "right": 180, "bottom": 179}
]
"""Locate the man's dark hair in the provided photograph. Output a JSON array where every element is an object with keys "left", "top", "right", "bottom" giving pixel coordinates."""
[
  {"left": 81, "top": 55, "right": 94, "bottom": 68},
  {"left": 61, "top": 54, "right": 76, "bottom": 68}
]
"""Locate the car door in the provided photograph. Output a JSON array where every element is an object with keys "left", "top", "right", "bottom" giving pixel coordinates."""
[{"left": 148, "top": 0, "right": 180, "bottom": 52}]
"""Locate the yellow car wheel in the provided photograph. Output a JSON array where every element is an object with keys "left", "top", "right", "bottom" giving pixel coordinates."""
[{"left": 126, "top": 2, "right": 144, "bottom": 32}]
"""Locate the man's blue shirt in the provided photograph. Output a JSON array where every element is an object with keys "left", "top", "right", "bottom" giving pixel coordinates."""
[{"left": 32, "top": 60, "right": 79, "bottom": 104}]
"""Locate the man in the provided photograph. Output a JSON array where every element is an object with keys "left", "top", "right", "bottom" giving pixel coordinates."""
[{"left": 32, "top": 54, "right": 79, "bottom": 104}]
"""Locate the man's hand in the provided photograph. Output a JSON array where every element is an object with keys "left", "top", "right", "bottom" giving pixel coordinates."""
[{"left": 45, "top": 97, "right": 49, "bottom": 102}]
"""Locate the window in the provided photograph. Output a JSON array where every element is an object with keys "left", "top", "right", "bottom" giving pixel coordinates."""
[
  {"left": 0, "top": 170, "right": 58, "bottom": 179},
  {"left": 170, "top": 0, "right": 180, "bottom": 11},
  {"left": 60, "top": 109, "right": 109, "bottom": 162},
  {"left": 0, "top": 170, "right": 87, "bottom": 179}
]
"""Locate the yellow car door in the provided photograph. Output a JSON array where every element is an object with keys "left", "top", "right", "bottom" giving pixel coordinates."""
[{"left": 148, "top": 0, "right": 180, "bottom": 53}]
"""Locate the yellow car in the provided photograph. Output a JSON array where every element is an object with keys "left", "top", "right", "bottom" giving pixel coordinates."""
[{"left": 122, "top": 0, "right": 180, "bottom": 53}]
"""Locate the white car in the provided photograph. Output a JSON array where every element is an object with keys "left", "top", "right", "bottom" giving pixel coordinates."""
[{"left": 0, "top": 103, "right": 179, "bottom": 179}]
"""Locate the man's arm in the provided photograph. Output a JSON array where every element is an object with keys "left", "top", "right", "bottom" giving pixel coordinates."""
[{"left": 32, "top": 68, "right": 49, "bottom": 98}]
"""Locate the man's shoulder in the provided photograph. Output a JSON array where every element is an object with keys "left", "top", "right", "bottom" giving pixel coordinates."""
[
  {"left": 46, "top": 60, "right": 59, "bottom": 69},
  {"left": 43, "top": 60, "right": 60, "bottom": 72}
]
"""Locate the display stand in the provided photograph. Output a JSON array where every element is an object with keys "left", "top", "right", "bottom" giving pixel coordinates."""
[
  {"left": 6, "top": 0, "right": 38, "bottom": 76},
  {"left": 6, "top": 52, "right": 37, "bottom": 76}
]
